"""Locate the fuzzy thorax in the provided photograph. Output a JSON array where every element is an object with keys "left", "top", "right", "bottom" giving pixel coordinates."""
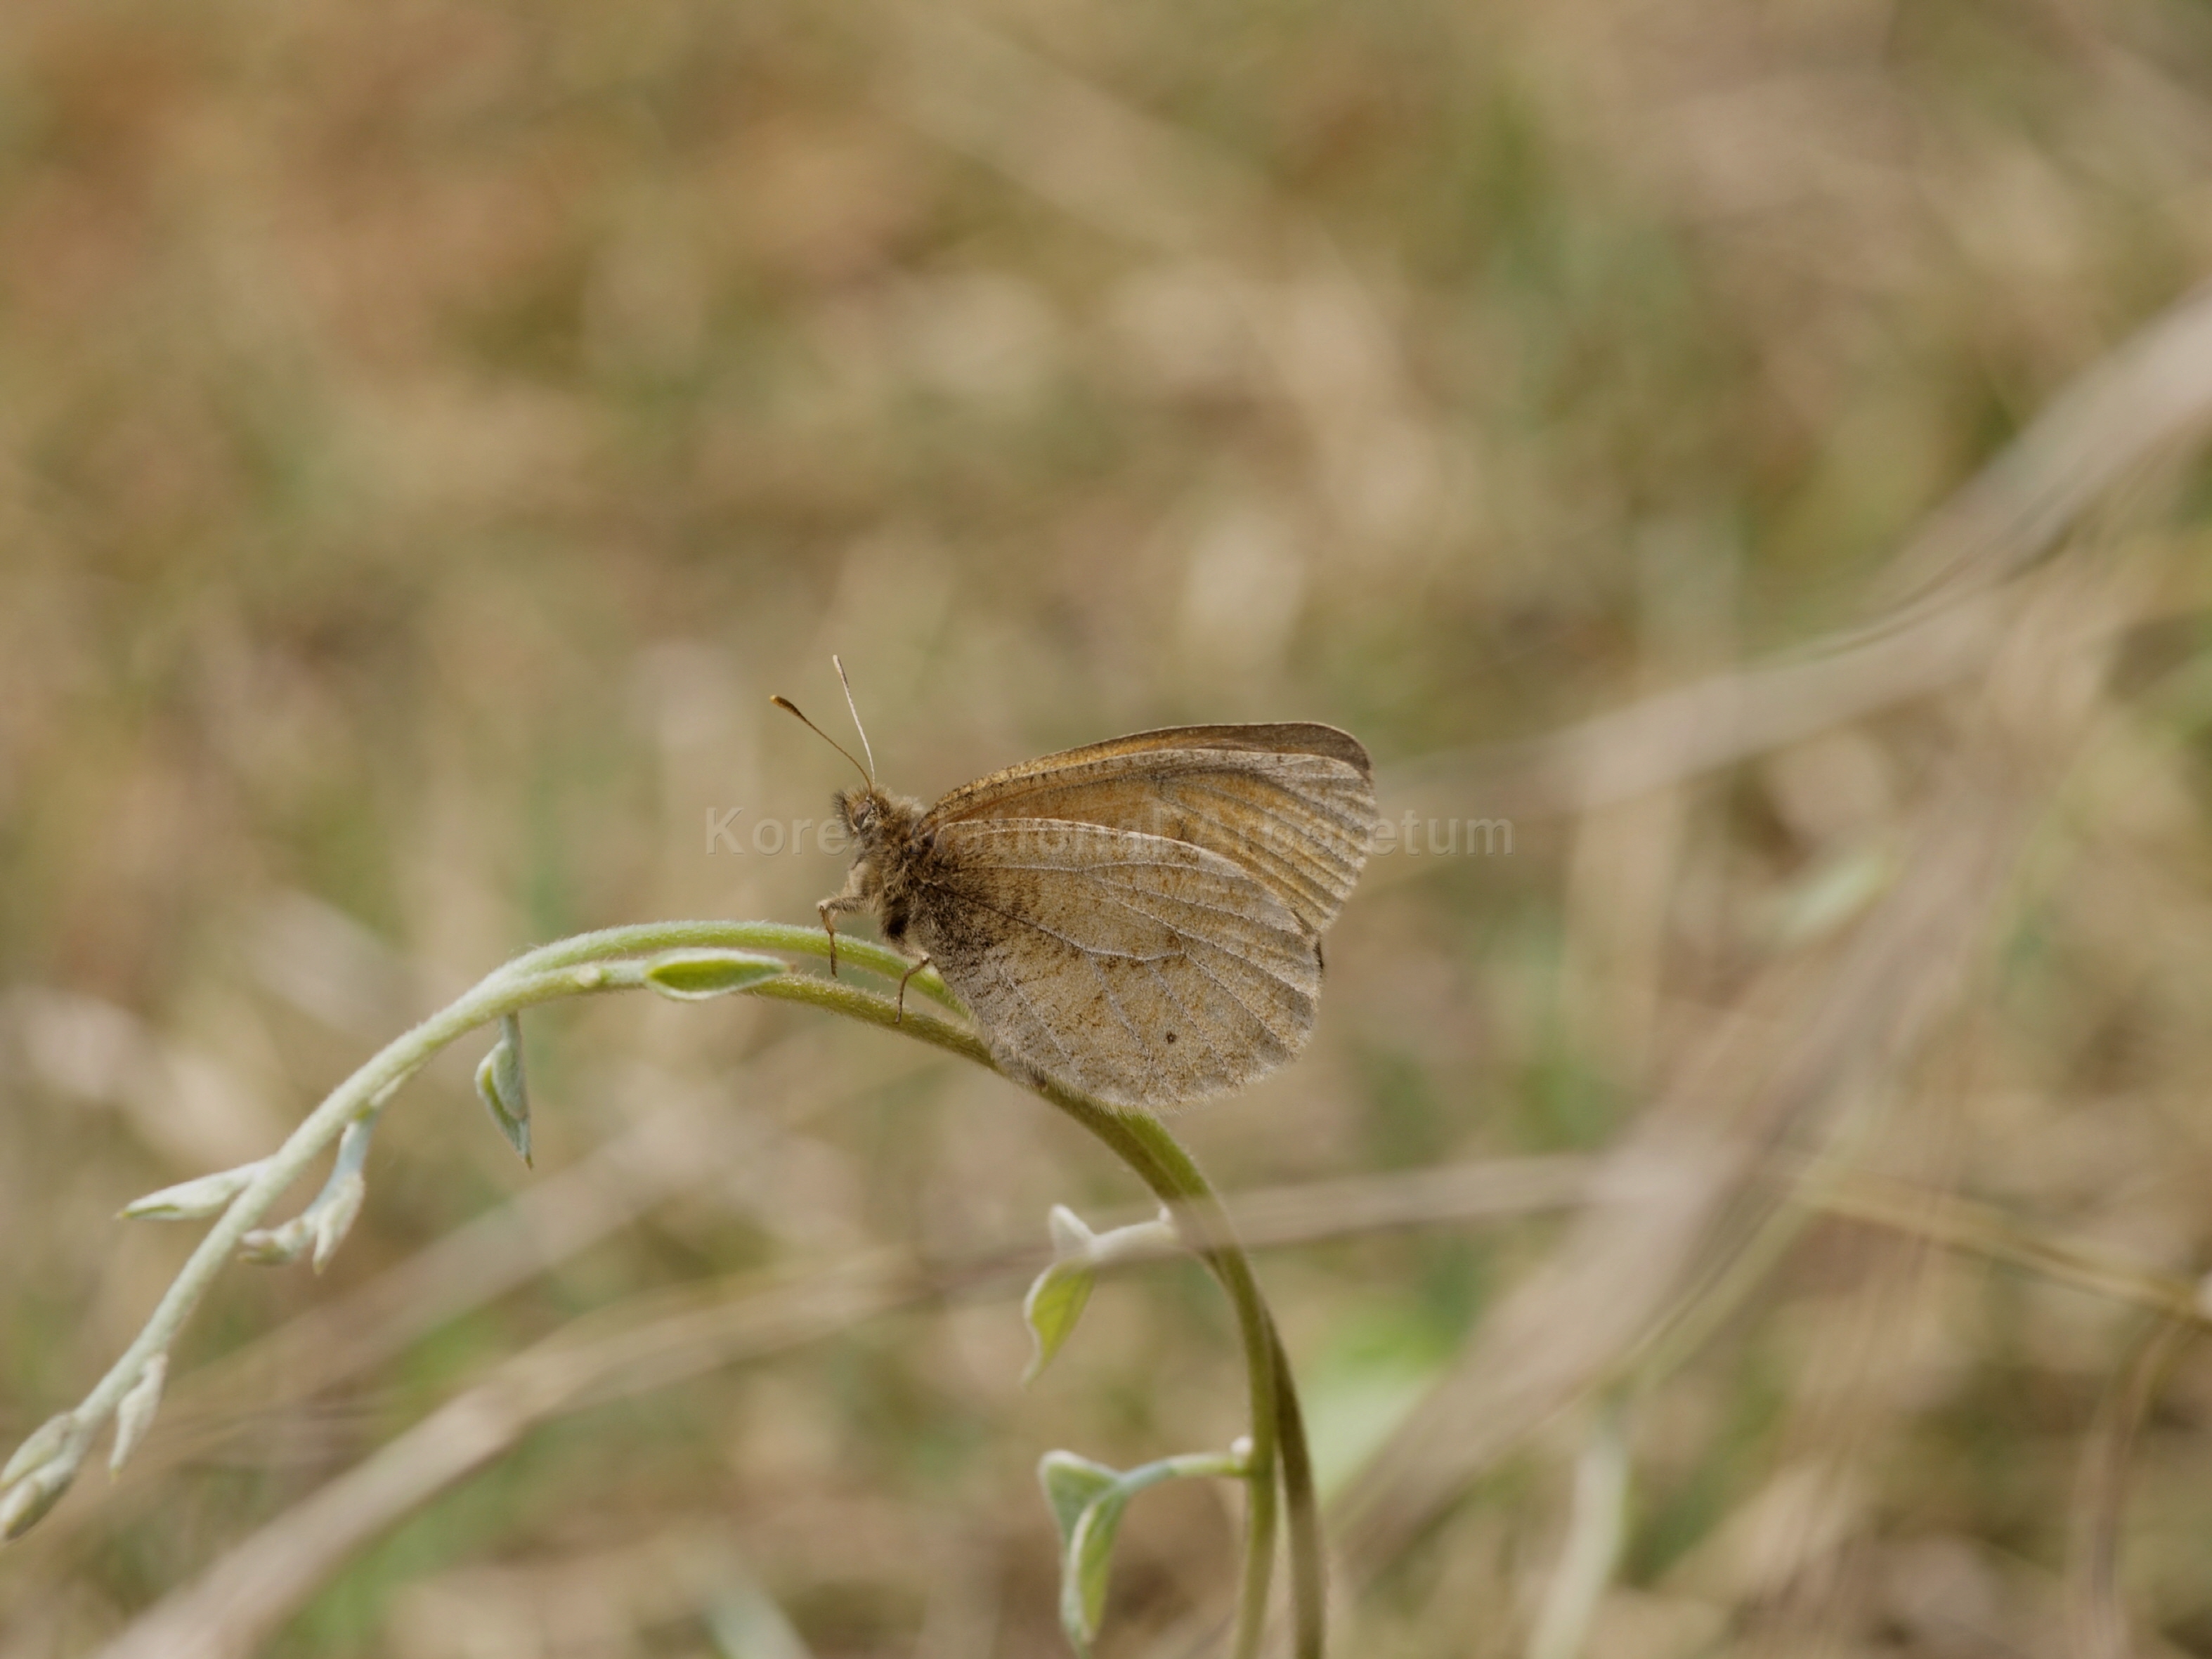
[{"left": 831, "top": 786, "right": 931, "bottom": 950}]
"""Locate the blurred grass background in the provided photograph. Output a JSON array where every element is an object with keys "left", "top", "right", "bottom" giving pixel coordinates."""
[{"left": 8, "top": 0, "right": 2212, "bottom": 1654}]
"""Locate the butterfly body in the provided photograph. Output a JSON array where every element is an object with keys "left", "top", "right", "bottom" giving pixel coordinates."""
[
  {"left": 830, "top": 786, "right": 932, "bottom": 947},
  {"left": 812, "top": 723, "right": 1378, "bottom": 1111}
]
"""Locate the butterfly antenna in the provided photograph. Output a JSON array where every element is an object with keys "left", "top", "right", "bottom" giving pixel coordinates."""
[
  {"left": 769, "top": 694, "right": 872, "bottom": 788},
  {"left": 832, "top": 654, "right": 877, "bottom": 785}
]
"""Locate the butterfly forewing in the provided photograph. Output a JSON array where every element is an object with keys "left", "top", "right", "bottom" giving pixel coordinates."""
[
  {"left": 922, "top": 723, "right": 1377, "bottom": 935},
  {"left": 914, "top": 819, "right": 1320, "bottom": 1108}
]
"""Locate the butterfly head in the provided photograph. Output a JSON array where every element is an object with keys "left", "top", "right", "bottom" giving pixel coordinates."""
[{"left": 834, "top": 786, "right": 925, "bottom": 856}]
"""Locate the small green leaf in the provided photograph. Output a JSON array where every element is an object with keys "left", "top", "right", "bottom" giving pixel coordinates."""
[
  {"left": 0, "top": 1413, "right": 86, "bottom": 1540},
  {"left": 119, "top": 1161, "right": 267, "bottom": 1221},
  {"left": 309, "top": 1171, "right": 367, "bottom": 1273},
  {"left": 474, "top": 1014, "right": 531, "bottom": 1165},
  {"left": 3, "top": 1414, "right": 76, "bottom": 1487},
  {"left": 1038, "top": 1451, "right": 1119, "bottom": 1550},
  {"left": 642, "top": 949, "right": 787, "bottom": 1001},
  {"left": 0, "top": 1461, "right": 73, "bottom": 1541},
  {"left": 1038, "top": 1452, "right": 1126, "bottom": 1652},
  {"left": 1023, "top": 1258, "right": 1098, "bottom": 1385},
  {"left": 1065, "top": 1485, "right": 1133, "bottom": 1651},
  {"left": 1037, "top": 1450, "right": 1249, "bottom": 1653},
  {"left": 108, "top": 1354, "right": 168, "bottom": 1475}
]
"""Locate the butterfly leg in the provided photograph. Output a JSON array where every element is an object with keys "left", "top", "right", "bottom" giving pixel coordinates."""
[
  {"left": 819, "top": 896, "right": 871, "bottom": 976},
  {"left": 817, "top": 865, "right": 876, "bottom": 977},
  {"left": 817, "top": 892, "right": 870, "bottom": 976},
  {"left": 894, "top": 955, "right": 932, "bottom": 1024}
]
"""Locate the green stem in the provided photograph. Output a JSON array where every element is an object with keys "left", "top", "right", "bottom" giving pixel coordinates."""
[
  {"left": 1035, "top": 1097, "right": 1293, "bottom": 1659},
  {"left": 507, "top": 919, "right": 965, "bottom": 1010},
  {"left": 1, "top": 920, "right": 1327, "bottom": 1659},
  {"left": 1270, "top": 1313, "right": 1327, "bottom": 1656}
]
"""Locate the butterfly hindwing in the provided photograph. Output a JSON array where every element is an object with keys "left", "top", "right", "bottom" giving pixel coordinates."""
[{"left": 909, "top": 819, "right": 1320, "bottom": 1109}]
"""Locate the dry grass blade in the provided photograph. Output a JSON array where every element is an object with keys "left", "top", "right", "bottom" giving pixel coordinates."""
[
  {"left": 1523, "top": 1401, "right": 1630, "bottom": 1659},
  {"left": 1878, "top": 280, "right": 2212, "bottom": 610},
  {"left": 1815, "top": 1177, "right": 2204, "bottom": 1324},
  {"left": 2067, "top": 1317, "right": 2197, "bottom": 1659}
]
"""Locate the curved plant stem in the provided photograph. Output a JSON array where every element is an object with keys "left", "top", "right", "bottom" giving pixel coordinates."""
[
  {"left": 1270, "top": 1315, "right": 1327, "bottom": 1656},
  {"left": 1033, "top": 1095, "right": 1299, "bottom": 1659},
  {"left": 0, "top": 920, "right": 1326, "bottom": 1658}
]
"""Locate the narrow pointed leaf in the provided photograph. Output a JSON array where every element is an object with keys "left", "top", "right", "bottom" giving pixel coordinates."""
[
  {"left": 310, "top": 1172, "right": 367, "bottom": 1273},
  {"left": 108, "top": 1355, "right": 168, "bottom": 1475},
  {"left": 3, "top": 1414, "right": 75, "bottom": 1487},
  {"left": 1, "top": 1462, "right": 73, "bottom": 1540},
  {"left": 474, "top": 1014, "right": 531, "bottom": 1165},
  {"left": 119, "top": 1161, "right": 266, "bottom": 1221},
  {"left": 642, "top": 949, "right": 787, "bottom": 1001},
  {"left": 1065, "top": 1485, "right": 1135, "bottom": 1651}
]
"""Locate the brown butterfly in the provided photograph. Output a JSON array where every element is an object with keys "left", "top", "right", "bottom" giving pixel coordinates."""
[{"left": 773, "top": 663, "right": 1377, "bottom": 1110}]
